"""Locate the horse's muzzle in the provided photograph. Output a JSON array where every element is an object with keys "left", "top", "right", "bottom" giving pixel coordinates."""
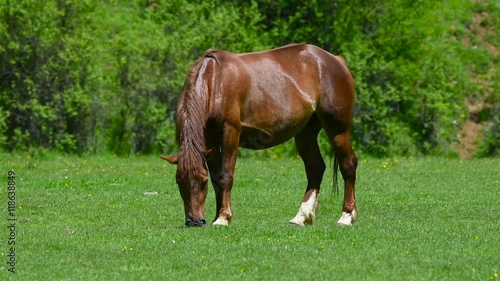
[{"left": 185, "top": 218, "right": 206, "bottom": 227}]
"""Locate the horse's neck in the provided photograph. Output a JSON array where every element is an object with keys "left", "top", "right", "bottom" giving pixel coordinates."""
[{"left": 177, "top": 56, "right": 213, "bottom": 163}]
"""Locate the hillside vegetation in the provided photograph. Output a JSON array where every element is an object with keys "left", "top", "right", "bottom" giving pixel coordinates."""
[{"left": 1, "top": 0, "right": 498, "bottom": 157}]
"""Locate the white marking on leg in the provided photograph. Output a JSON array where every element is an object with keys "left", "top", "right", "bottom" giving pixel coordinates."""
[
  {"left": 289, "top": 190, "right": 319, "bottom": 226},
  {"left": 337, "top": 209, "right": 358, "bottom": 226}
]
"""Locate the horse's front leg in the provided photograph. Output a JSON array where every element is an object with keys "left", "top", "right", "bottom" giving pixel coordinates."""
[
  {"left": 211, "top": 123, "right": 240, "bottom": 226},
  {"left": 207, "top": 148, "right": 223, "bottom": 224}
]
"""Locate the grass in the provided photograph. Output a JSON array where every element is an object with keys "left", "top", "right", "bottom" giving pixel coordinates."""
[{"left": 0, "top": 153, "right": 499, "bottom": 280}]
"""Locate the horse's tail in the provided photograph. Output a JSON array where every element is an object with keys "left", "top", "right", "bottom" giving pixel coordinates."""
[{"left": 333, "top": 152, "right": 340, "bottom": 196}]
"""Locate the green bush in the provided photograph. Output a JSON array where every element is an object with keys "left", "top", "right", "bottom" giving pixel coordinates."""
[
  {"left": 0, "top": 0, "right": 269, "bottom": 155},
  {"left": 0, "top": 0, "right": 498, "bottom": 157}
]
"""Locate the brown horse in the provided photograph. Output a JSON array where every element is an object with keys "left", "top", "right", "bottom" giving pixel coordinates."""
[{"left": 162, "top": 44, "right": 358, "bottom": 227}]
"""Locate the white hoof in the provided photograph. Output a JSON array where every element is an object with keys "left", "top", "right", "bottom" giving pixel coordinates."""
[
  {"left": 212, "top": 217, "right": 229, "bottom": 226},
  {"left": 289, "top": 190, "right": 319, "bottom": 226},
  {"left": 337, "top": 210, "right": 358, "bottom": 226},
  {"left": 288, "top": 215, "right": 307, "bottom": 226}
]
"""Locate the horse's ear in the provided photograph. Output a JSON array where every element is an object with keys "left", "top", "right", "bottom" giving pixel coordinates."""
[
  {"left": 203, "top": 148, "right": 214, "bottom": 159},
  {"left": 160, "top": 155, "right": 178, "bottom": 165}
]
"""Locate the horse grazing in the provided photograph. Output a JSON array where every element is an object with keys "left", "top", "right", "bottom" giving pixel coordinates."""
[{"left": 162, "top": 44, "right": 358, "bottom": 227}]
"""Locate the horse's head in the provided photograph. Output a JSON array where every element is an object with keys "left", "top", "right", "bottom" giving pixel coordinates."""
[{"left": 161, "top": 152, "right": 211, "bottom": 227}]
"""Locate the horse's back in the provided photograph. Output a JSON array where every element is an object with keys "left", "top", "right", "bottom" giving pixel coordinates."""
[{"left": 231, "top": 44, "right": 353, "bottom": 100}]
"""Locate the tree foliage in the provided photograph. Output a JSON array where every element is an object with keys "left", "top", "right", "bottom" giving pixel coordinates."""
[{"left": 1, "top": 0, "right": 498, "bottom": 157}]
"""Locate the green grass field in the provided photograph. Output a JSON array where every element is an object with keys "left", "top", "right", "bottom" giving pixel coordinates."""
[{"left": 0, "top": 153, "right": 499, "bottom": 280}]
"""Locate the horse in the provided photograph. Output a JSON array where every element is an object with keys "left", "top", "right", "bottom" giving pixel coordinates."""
[{"left": 161, "top": 44, "right": 358, "bottom": 227}]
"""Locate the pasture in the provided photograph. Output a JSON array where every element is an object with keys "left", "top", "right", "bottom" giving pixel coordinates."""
[{"left": 1, "top": 153, "right": 499, "bottom": 280}]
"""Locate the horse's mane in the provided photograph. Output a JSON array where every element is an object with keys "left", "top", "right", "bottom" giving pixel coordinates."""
[{"left": 176, "top": 56, "right": 213, "bottom": 181}]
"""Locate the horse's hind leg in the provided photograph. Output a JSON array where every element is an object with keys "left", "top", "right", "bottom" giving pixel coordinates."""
[
  {"left": 320, "top": 118, "right": 358, "bottom": 225},
  {"left": 318, "top": 103, "right": 358, "bottom": 225},
  {"left": 332, "top": 131, "right": 358, "bottom": 225},
  {"left": 289, "top": 116, "right": 325, "bottom": 226}
]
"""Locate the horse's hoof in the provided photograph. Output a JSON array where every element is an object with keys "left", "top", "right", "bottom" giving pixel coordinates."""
[
  {"left": 212, "top": 218, "right": 229, "bottom": 226},
  {"left": 288, "top": 218, "right": 305, "bottom": 227},
  {"left": 185, "top": 218, "right": 206, "bottom": 227},
  {"left": 337, "top": 210, "right": 357, "bottom": 226}
]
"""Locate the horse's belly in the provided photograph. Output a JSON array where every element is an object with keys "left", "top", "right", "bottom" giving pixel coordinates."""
[
  {"left": 238, "top": 116, "right": 310, "bottom": 150},
  {"left": 238, "top": 79, "right": 317, "bottom": 149}
]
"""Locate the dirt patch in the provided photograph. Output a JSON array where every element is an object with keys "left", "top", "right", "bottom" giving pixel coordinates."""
[
  {"left": 472, "top": 11, "right": 499, "bottom": 58},
  {"left": 462, "top": 11, "right": 499, "bottom": 58},
  {"left": 452, "top": 97, "right": 495, "bottom": 158},
  {"left": 453, "top": 119, "right": 483, "bottom": 159}
]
